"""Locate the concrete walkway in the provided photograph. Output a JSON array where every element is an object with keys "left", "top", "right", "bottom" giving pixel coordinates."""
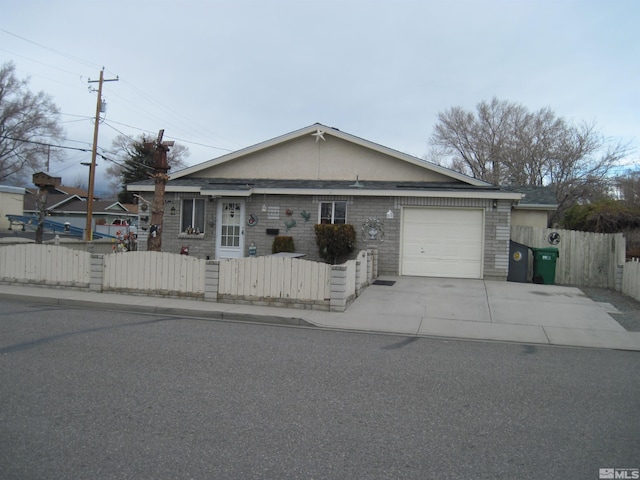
[{"left": 1, "top": 278, "right": 639, "bottom": 351}]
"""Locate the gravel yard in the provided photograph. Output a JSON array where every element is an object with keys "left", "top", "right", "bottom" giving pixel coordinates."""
[{"left": 580, "top": 287, "right": 640, "bottom": 332}]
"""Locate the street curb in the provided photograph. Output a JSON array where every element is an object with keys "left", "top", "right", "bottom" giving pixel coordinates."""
[
  {"left": 2, "top": 290, "right": 638, "bottom": 351},
  {"left": 0, "top": 292, "right": 315, "bottom": 328}
]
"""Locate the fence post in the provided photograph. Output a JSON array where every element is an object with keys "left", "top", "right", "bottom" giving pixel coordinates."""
[
  {"left": 355, "top": 258, "right": 362, "bottom": 297},
  {"left": 370, "top": 246, "right": 378, "bottom": 279},
  {"left": 330, "top": 264, "right": 348, "bottom": 312},
  {"left": 89, "top": 254, "right": 104, "bottom": 292},
  {"left": 204, "top": 260, "right": 220, "bottom": 302}
]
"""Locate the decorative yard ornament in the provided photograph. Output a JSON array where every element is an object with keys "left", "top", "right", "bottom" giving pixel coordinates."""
[
  {"left": 311, "top": 128, "right": 326, "bottom": 142},
  {"left": 548, "top": 232, "right": 561, "bottom": 245},
  {"left": 362, "top": 217, "right": 384, "bottom": 242},
  {"left": 284, "top": 219, "right": 297, "bottom": 231},
  {"left": 300, "top": 210, "right": 311, "bottom": 222}
]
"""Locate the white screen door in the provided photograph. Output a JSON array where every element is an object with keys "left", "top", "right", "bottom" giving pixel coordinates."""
[{"left": 216, "top": 200, "right": 245, "bottom": 259}]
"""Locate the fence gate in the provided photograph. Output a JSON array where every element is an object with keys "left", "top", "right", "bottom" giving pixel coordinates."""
[{"left": 511, "top": 225, "right": 625, "bottom": 290}]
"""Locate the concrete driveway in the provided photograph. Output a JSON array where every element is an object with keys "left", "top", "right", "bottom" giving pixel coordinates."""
[{"left": 304, "top": 277, "right": 640, "bottom": 350}]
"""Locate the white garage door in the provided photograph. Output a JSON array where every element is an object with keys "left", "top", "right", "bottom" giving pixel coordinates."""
[{"left": 401, "top": 208, "right": 483, "bottom": 279}]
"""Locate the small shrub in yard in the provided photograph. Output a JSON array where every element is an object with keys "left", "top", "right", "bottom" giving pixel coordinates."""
[
  {"left": 272, "top": 235, "right": 295, "bottom": 254},
  {"left": 314, "top": 224, "right": 356, "bottom": 264}
]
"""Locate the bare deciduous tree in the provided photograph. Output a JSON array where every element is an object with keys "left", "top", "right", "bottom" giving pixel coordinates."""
[
  {"left": 430, "top": 97, "right": 633, "bottom": 223},
  {"left": 615, "top": 169, "right": 640, "bottom": 207},
  {"left": 0, "top": 62, "right": 65, "bottom": 185}
]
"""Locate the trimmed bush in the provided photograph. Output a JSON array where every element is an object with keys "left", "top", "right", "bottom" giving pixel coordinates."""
[
  {"left": 272, "top": 235, "right": 295, "bottom": 254},
  {"left": 563, "top": 199, "right": 640, "bottom": 233},
  {"left": 314, "top": 224, "right": 356, "bottom": 264}
]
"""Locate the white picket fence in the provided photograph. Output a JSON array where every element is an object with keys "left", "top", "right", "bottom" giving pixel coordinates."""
[
  {"left": 0, "top": 245, "right": 377, "bottom": 310},
  {"left": 218, "top": 256, "right": 331, "bottom": 302},
  {"left": 103, "top": 251, "right": 205, "bottom": 296},
  {"left": 0, "top": 244, "right": 91, "bottom": 287}
]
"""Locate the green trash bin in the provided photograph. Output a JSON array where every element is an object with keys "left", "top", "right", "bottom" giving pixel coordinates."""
[{"left": 531, "top": 247, "right": 559, "bottom": 285}]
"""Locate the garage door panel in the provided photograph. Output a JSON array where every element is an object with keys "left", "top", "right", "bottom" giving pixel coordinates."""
[{"left": 401, "top": 208, "right": 483, "bottom": 279}]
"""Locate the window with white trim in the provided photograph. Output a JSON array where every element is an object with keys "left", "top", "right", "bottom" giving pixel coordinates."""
[
  {"left": 181, "top": 198, "right": 205, "bottom": 233},
  {"left": 319, "top": 201, "right": 347, "bottom": 224}
]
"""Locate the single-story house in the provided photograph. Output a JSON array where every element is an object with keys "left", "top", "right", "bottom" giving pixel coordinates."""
[
  {"left": 502, "top": 185, "right": 558, "bottom": 229},
  {"left": 22, "top": 192, "right": 138, "bottom": 231},
  {"left": 0, "top": 185, "right": 26, "bottom": 230},
  {"left": 128, "top": 123, "right": 554, "bottom": 280}
]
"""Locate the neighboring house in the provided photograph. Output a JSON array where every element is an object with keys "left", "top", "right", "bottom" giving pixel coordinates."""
[
  {"left": 0, "top": 185, "right": 26, "bottom": 230},
  {"left": 128, "top": 123, "right": 550, "bottom": 280},
  {"left": 25, "top": 184, "right": 98, "bottom": 200},
  {"left": 503, "top": 185, "right": 558, "bottom": 229},
  {"left": 22, "top": 194, "right": 138, "bottom": 230},
  {"left": 18, "top": 182, "right": 138, "bottom": 232}
]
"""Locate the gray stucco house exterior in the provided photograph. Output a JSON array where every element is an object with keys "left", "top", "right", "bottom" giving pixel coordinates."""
[{"left": 129, "top": 123, "right": 531, "bottom": 280}]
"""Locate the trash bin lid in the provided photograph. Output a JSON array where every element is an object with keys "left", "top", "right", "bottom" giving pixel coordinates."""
[{"left": 531, "top": 247, "right": 559, "bottom": 258}]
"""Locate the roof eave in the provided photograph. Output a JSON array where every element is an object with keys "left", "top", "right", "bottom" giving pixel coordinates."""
[
  {"left": 135, "top": 185, "right": 521, "bottom": 200},
  {"left": 514, "top": 203, "right": 558, "bottom": 211}
]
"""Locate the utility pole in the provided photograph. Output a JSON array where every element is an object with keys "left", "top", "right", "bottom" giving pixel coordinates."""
[
  {"left": 85, "top": 68, "right": 118, "bottom": 241},
  {"left": 146, "top": 129, "right": 174, "bottom": 252}
]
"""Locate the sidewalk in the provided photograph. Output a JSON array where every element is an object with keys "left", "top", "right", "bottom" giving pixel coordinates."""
[{"left": 1, "top": 278, "right": 639, "bottom": 351}]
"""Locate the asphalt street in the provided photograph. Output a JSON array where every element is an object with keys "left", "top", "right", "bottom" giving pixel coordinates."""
[{"left": 1, "top": 299, "right": 639, "bottom": 480}]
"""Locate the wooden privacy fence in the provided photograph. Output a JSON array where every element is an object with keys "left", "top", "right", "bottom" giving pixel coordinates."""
[
  {"left": 0, "top": 244, "right": 91, "bottom": 288},
  {"left": 511, "top": 225, "right": 625, "bottom": 290},
  {"left": 0, "top": 245, "right": 378, "bottom": 312},
  {"left": 622, "top": 258, "right": 640, "bottom": 302}
]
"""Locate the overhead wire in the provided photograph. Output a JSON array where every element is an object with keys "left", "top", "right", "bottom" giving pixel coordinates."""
[
  {"left": 1, "top": 27, "right": 238, "bottom": 169},
  {"left": 0, "top": 28, "right": 101, "bottom": 70},
  {"left": 0, "top": 47, "right": 84, "bottom": 78},
  {"left": 117, "top": 79, "right": 240, "bottom": 148},
  {"left": 103, "top": 120, "right": 233, "bottom": 152},
  {"left": 0, "top": 135, "right": 147, "bottom": 174}
]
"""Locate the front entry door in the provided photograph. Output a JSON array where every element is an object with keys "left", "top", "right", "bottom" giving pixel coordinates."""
[{"left": 216, "top": 199, "right": 245, "bottom": 259}]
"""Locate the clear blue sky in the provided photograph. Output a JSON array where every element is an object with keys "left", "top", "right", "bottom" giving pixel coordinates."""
[{"left": 2, "top": 0, "right": 639, "bottom": 194}]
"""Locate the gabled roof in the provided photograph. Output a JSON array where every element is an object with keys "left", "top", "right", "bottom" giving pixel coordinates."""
[
  {"left": 48, "top": 199, "right": 132, "bottom": 214},
  {"left": 48, "top": 194, "right": 85, "bottom": 209},
  {"left": 24, "top": 185, "right": 97, "bottom": 200},
  {"left": 23, "top": 195, "right": 136, "bottom": 215},
  {"left": 170, "top": 123, "right": 491, "bottom": 187},
  {"left": 55, "top": 185, "right": 91, "bottom": 197}
]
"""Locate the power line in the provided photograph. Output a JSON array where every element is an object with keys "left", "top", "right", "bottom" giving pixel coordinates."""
[
  {"left": 2, "top": 28, "right": 237, "bottom": 159},
  {"left": 0, "top": 135, "right": 123, "bottom": 169},
  {"left": 0, "top": 28, "right": 101, "bottom": 70},
  {"left": 102, "top": 120, "right": 233, "bottom": 152},
  {"left": 0, "top": 135, "right": 91, "bottom": 153},
  {"left": 0, "top": 47, "right": 83, "bottom": 78},
  {"left": 118, "top": 79, "right": 239, "bottom": 148}
]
